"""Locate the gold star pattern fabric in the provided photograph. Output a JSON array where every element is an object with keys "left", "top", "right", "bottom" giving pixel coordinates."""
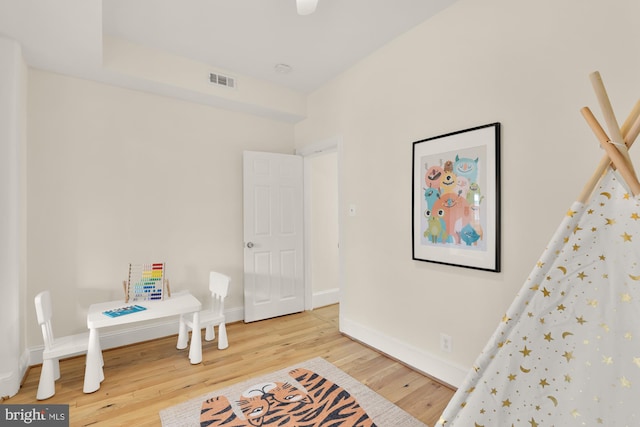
[{"left": 437, "top": 171, "right": 640, "bottom": 426}]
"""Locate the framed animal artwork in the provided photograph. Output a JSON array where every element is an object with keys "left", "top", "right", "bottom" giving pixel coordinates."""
[{"left": 412, "top": 122, "right": 501, "bottom": 272}]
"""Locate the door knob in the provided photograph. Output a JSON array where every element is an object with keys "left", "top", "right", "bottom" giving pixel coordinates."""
[{"left": 246, "top": 242, "right": 254, "bottom": 248}]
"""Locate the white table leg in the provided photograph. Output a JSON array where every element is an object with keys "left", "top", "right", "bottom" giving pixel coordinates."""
[
  {"left": 188, "top": 311, "right": 202, "bottom": 364},
  {"left": 83, "top": 328, "right": 104, "bottom": 393},
  {"left": 176, "top": 314, "right": 189, "bottom": 349}
]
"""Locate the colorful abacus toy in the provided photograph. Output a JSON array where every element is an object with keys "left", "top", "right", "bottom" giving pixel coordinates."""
[{"left": 125, "top": 263, "right": 167, "bottom": 302}]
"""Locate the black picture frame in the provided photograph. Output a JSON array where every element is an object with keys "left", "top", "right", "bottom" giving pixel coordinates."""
[{"left": 412, "top": 122, "right": 501, "bottom": 272}]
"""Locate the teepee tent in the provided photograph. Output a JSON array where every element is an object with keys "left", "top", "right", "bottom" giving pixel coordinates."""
[{"left": 436, "top": 72, "right": 640, "bottom": 427}]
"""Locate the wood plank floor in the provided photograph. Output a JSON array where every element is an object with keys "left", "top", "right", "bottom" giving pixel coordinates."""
[{"left": 6, "top": 304, "right": 456, "bottom": 426}]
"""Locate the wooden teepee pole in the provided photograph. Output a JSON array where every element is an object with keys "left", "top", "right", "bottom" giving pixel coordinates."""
[
  {"left": 581, "top": 107, "right": 640, "bottom": 197},
  {"left": 589, "top": 72, "right": 636, "bottom": 174},
  {"left": 623, "top": 100, "right": 640, "bottom": 146},
  {"left": 577, "top": 101, "right": 640, "bottom": 203},
  {"left": 621, "top": 99, "right": 640, "bottom": 139},
  {"left": 577, "top": 72, "right": 640, "bottom": 203}
]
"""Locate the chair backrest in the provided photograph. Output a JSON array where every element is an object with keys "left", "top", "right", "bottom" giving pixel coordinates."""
[
  {"left": 208, "top": 272, "right": 230, "bottom": 314},
  {"left": 34, "top": 291, "right": 55, "bottom": 350}
]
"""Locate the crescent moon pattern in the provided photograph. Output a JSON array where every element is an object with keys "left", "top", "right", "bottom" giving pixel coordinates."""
[{"left": 437, "top": 173, "right": 639, "bottom": 427}]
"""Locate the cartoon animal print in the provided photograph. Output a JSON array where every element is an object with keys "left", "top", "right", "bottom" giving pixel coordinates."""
[
  {"left": 453, "top": 155, "right": 479, "bottom": 184},
  {"left": 200, "top": 382, "right": 308, "bottom": 427},
  {"left": 460, "top": 202, "right": 485, "bottom": 246},
  {"left": 288, "top": 368, "right": 375, "bottom": 427},
  {"left": 466, "top": 182, "right": 484, "bottom": 206},
  {"left": 423, "top": 187, "right": 440, "bottom": 211},
  {"left": 200, "top": 396, "right": 250, "bottom": 427},
  {"left": 431, "top": 194, "right": 472, "bottom": 245},
  {"left": 439, "top": 170, "right": 457, "bottom": 194},
  {"left": 200, "top": 369, "right": 376, "bottom": 427},
  {"left": 459, "top": 223, "right": 481, "bottom": 246},
  {"left": 455, "top": 176, "right": 469, "bottom": 197},
  {"left": 424, "top": 163, "right": 444, "bottom": 190},
  {"left": 424, "top": 210, "right": 446, "bottom": 244},
  {"left": 268, "top": 380, "right": 312, "bottom": 405}
]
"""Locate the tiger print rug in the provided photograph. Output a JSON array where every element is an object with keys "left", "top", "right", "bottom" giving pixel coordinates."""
[{"left": 159, "top": 357, "right": 428, "bottom": 427}]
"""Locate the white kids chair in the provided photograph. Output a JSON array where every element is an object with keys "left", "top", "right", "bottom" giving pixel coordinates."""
[
  {"left": 178, "top": 271, "right": 229, "bottom": 351},
  {"left": 34, "top": 290, "right": 90, "bottom": 400}
]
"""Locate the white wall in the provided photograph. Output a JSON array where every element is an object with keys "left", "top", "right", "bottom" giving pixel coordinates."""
[
  {"left": 295, "top": 0, "right": 640, "bottom": 386},
  {"left": 25, "top": 69, "right": 295, "bottom": 349},
  {"left": 0, "top": 36, "right": 26, "bottom": 397}
]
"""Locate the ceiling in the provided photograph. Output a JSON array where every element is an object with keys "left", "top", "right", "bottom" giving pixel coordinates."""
[
  {"left": 1, "top": 0, "right": 458, "bottom": 94},
  {"left": 102, "top": 0, "right": 458, "bottom": 93}
]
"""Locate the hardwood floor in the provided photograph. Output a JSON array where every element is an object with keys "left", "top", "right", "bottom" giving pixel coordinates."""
[{"left": 6, "top": 304, "right": 456, "bottom": 426}]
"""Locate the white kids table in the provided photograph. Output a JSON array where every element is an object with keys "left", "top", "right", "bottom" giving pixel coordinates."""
[{"left": 83, "top": 290, "right": 202, "bottom": 393}]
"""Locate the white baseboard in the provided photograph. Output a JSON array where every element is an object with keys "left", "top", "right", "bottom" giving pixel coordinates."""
[
  {"left": 0, "top": 348, "right": 31, "bottom": 398},
  {"left": 20, "top": 348, "right": 29, "bottom": 386},
  {"left": 0, "top": 370, "right": 18, "bottom": 398},
  {"left": 312, "top": 288, "right": 340, "bottom": 308},
  {"left": 340, "top": 315, "right": 468, "bottom": 389},
  {"left": 28, "top": 306, "right": 245, "bottom": 366}
]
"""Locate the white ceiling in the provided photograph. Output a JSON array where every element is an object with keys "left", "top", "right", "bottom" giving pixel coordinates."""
[{"left": 2, "top": 0, "right": 458, "bottom": 94}]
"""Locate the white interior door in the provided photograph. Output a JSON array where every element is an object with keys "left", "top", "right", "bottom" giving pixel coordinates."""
[{"left": 243, "top": 151, "right": 304, "bottom": 322}]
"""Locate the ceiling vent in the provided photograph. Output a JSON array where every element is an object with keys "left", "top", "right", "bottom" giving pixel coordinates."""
[{"left": 209, "top": 72, "right": 236, "bottom": 89}]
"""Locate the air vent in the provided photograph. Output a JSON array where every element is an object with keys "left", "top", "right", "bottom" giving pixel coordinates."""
[{"left": 209, "top": 72, "right": 236, "bottom": 89}]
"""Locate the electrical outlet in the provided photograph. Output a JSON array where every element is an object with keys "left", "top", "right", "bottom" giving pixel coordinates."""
[{"left": 440, "top": 333, "right": 453, "bottom": 353}]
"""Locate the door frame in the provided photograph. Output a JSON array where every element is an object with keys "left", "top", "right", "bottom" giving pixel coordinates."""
[{"left": 296, "top": 136, "right": 343, "bottom": 312}]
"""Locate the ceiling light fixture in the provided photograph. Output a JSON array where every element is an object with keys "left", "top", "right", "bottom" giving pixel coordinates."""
[
  {"left": 296, "top": 0, "right": 318, "bottom": 15},
  {"left": 274, "top": 63, "right": 293, "bottom": 74}
]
